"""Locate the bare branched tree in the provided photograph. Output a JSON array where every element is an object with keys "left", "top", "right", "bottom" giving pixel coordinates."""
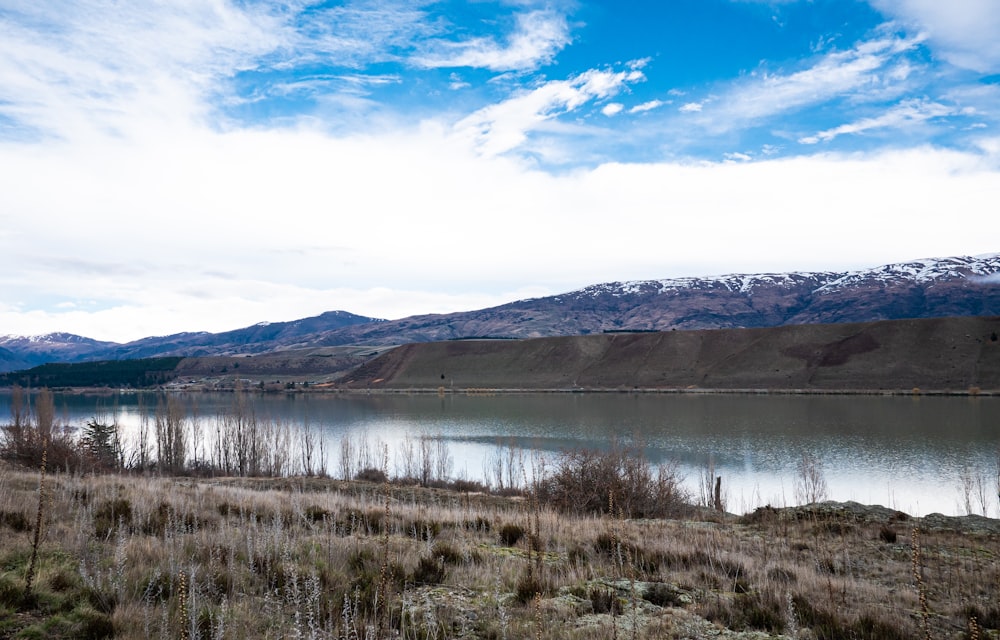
[
  {"left": 339, "top": 434, "right": 354, "bottom": 481},
  {"left": 419, "top": 435, "right": 434, "bottom": 486},
  {"left": 398, "top": 435, "right": 417, "bottom": 481},
  {"left": 155, "top": 394, "right": 187, "bottom": 474},
  {"left": 1, "top": 384, "right": 27, "bottom": 461},
  {"left": 794, "top": 452, "right": 828, "bottom": 505},
  {"left": 35, "top": 387, "right": 55, "bottom": 444},
  {"left": 434, "top": 436, "right": 453, "bottom": 484}
]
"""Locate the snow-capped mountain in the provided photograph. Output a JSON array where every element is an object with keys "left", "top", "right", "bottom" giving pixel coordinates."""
[
  {"left": 1, "top": 254, "right": 998, "bottom": 371},
  {"left": 0, "top": 333, "right": 116, "bottom": 370},
  {"left": 575, "top": 254, "right": 1000, "bottom": 298},
  {"left": 814, "top": 254, "right": 1000, "bottom": 292},
  {"left": 0, "top": 332, "right": 108, "bottom": 346},
  {"left": 302, "top": 253, "right": 1000, "bottom": 345}
]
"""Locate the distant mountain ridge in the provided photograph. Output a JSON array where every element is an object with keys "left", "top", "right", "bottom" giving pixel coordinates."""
[
  {"left": 0, "top": 310, "right": 380, "bottom": 371},
  {"left": 0, "top": 333, "right": 115, "bottom": 372},
  {"left": 1, "top": 253, "right": 999, "bottom": 372},
  {"left": 296, "top": 253, "right": 1000, "bottom": 345}
]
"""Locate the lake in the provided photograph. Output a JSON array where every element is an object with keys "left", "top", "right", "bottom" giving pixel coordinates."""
[{"left": 1, "top": 390, "right": 998, "bottom": 517}]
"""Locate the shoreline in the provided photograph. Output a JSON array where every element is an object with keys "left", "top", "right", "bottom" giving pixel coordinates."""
[
  {"left": 2, "top": 455, "right": 997, "bottom": 531},
  {"left": 9, "top": 384, "right": 998, "bottom": 397},
  {"left": 326, "top": 385, "right": 1000, "bottom": 397}
]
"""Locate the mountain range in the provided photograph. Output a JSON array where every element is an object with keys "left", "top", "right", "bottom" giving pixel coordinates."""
[{"left": 2, "top": 253, "right": 999, "bottom": 373}]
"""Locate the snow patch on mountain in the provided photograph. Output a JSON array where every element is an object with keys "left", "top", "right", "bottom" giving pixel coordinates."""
[
  {"left": 0, "top": 332, "right": 100, "bottom": 345},
  {"left": 814, "top": 254, "right": 1000, "bottom": 293},
  {"left": 574, "top": 272, "right": 833, "bottom": 299},
  {"left": 570, "top": 254, "right": 1000, "bottom": 300},
  {"left": 657, "top": 272, "right": 836, "bottom": 295}
]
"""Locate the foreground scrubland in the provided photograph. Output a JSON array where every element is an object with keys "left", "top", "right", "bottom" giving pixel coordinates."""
[
  {"left": 3, "top": 386, "right": 1000, "bottom": 638},
  {"left": 2, "top": 460, "right": 999, "bottom": 640}
]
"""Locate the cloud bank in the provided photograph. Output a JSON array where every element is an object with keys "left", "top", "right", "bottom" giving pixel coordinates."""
[
  {"left": 0, "top": 1, "right": 998, "bottom": 342},
  {"left": 2, "top": 120, "right": 997, "bottom": 341}
]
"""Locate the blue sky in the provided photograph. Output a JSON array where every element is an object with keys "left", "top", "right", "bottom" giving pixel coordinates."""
[{"left": 0, "top": 0, "right": 998, "bottom": 341}]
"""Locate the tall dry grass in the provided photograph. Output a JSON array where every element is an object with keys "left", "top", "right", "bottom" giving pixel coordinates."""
[{"left": 1, "top": 458, "right": 998, "bottom": 639}]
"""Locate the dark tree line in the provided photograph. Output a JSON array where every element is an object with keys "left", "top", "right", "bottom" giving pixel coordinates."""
[{"left": 0, "top": 357, "right": 183, "bottom": 388}]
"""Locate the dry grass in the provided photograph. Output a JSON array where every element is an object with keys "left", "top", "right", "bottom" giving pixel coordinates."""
[{"left": 1, "top": 460, "right": 998, "bottom": 639}]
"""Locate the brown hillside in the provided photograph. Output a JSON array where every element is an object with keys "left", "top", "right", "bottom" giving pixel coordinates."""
[
  {"left": 340, "top": 316, "right": 1000, "bottom": 391},
  {"left": 172, "top": 346, "right": 395, "bottom": 384}
]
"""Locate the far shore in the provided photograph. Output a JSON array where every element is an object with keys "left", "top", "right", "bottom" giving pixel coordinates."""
[{"left": 8, "top": 384, "right": 997, "bottom": 397}]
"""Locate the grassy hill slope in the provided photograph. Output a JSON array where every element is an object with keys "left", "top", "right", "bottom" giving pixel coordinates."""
[{"left": 341, "top": 316, "right": 1000, "bottom": 392}]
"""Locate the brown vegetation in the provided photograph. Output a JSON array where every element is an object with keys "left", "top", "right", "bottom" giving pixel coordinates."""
[
  {"left": 2, "top": 386, "right": 999, "bottom": 638},
  {"left": 1, "top": 457, "right": 999, "bottom": 638}
]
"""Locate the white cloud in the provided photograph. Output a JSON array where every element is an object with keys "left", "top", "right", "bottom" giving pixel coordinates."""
[
  {"left": 870, "top": 0, "right": 1000, "bottom": 72},
  {"left": 975, "top": 136, "right": 1000, "bottom": 157},
  {"left": 0, "top": 1, "right": 284, "bottom": 139},
  {"left": 280, "top": 1, "right": 442, "bottom": 69},
  {"left": 630, "top": 100, "right": 665, "bottom": 113},
  {"left": 679, "top": 102, "right": 703, "bottom": 113},
  {"left": 799, "top": 98, "right": 958, "bottom": 143},
  {"left": 414, "top": 10, "right": 571, "bottom": 72},
  {"left": 0, "top": 1, "right": 568, "bottom": 141},
  {"left": 448, "top": 72, "right": 471, "bottom": 90},
  {"left": 453, "top": 66, "right": 646, "bottom": 156},
  {"left": 2, "top": 118, "right": 998, "bottom": 341},
  {"left": 601, "top": 103, "right": 624, "bottom": 116},
  {"left": 689, "top": 31, "right": 924, "bottom": 132}
]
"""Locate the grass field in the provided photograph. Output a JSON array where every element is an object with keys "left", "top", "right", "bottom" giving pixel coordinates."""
[{"left": 2, "top": 459, "right": 998, "bottom": 640}]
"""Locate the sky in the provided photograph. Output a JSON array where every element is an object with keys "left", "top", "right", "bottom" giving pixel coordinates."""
[{"left": 1, "top": 0, "right": 998, "bottom": 343}]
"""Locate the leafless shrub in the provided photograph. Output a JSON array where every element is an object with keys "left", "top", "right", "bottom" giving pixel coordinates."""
[
  {"left": 1, "top": 387, "right": 77, "bottom": 470},
  {"left": 356, "top": 468, "right": 388, "bottom": 483},
  {"left": 390, "top": 435, "right": 454, "bottom": 487},
  {"left": 485, "top": 439, "right": 527, "bottom": 494},
  {"left": 958, "top": 466, "right": 991, "bottom": 517},
  {"left": 536, "top": 443, "right": 689, "bottom": 518},
  {"left": 794, "top": 453, "right": 828, "bottom": 506}
]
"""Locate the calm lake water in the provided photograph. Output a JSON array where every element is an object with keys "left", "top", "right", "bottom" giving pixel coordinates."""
[{"left": 2, "top": 391, "right": 998, "bottom": 517}]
